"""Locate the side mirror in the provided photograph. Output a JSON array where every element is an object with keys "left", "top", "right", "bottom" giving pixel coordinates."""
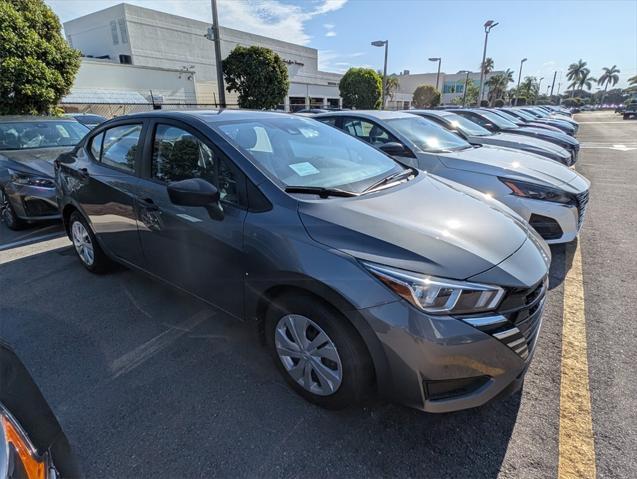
[
  {"left": 379, "top": 142, "right": 410, "bottom": 157},
  {"left": 168, "top": 178, "right": 219, "bottom": 206},
  {"left": 167, "top": 178, "right": 223, "bottom": 220}
]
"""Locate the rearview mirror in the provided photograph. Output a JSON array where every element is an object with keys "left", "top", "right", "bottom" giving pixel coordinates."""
[{"left": 378, "top": 142, "right": 410, "bottom": 157}]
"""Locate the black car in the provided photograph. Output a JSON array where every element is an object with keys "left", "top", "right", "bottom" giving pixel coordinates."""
[
  {"left": 453, "top": 109, "right": 580, "bottom": 162},
  {"left": 0, "top": 116, "right": 88, "bottom": 229}
]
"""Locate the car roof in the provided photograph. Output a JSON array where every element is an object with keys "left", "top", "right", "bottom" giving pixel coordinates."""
[
  {"left": 119, "top": 109, "right": 293, "bottom": 123},
  {"left": 0, "top": 115, "right": 80, "bottom": 123},
  {"left": 313, "top": 110, "right": 414, "bottom": 120},
  {"left": 408, "top": 109, "right": 453, "bottom": 118}
]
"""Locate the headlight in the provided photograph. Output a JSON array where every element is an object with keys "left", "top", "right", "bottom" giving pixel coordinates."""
[
  {"left": 499, "top": 177, "right": 574, "bottom": 205},
  {"left": 8, "top": 169, "right": 55, "bottom": 188},
  {"left": 363, "top": 262, "right": 505, "bottom": 315}
]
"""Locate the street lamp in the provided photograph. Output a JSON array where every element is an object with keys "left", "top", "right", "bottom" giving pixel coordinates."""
[
  {"left": 372, "top": 40, "right": 389, "bottom": 109},
  {"left": 514, "top": 57, "right": 527, "bottom": 106},
  {"left": 429, "top": 57, "right": 441, "bottom": 91},
  {"left": 478, "top": 20, "right": 498, "bottom": 104},
  {"left": 459, "top": 70, "right": 471, "bottom": 107}
]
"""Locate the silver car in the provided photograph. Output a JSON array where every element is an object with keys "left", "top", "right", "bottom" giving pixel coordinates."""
[{"left": 315, "top": 110, "right": 590, "bottom": 244}]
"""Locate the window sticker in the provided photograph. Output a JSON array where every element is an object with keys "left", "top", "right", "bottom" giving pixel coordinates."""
[
  {"left": 289, "top": 162, "right": 320, "bottom": 176},
  {"left": 56, "top": 125, "right": 70, "bottom": 137}
]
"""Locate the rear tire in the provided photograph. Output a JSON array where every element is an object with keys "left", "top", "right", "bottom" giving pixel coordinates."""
[
  {"left": 265, "top": 293, "right": 373, "bottom": 410},
  {"left": 69, "top": 211, "right": 112, "bottom": 274},
  {"left": 1, "top": 190, "right": 26, "bottom": 231}
]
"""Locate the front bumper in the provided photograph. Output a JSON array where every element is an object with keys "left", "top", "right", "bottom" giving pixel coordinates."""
[
  {"left": 354, "top": 279, "right": 545, "bottom": 413},
  {"left": 3, "top": 182, "right": 60, "bottom": 220}
]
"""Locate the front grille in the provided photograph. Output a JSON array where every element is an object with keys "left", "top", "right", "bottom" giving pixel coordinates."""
[
  {"left": 575, "top": 189, "right": 590, "bottom": 229},
  {"left": 462, "top": 277, "right": 548, "bottom": 360}
]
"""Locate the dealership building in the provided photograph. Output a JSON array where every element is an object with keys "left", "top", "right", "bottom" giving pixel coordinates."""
[{"left": 63, "top": 3, "right": 343, "bottom": 111}]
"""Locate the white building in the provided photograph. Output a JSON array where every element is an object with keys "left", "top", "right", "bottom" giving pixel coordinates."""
[
  {"left": 387, "top": 69, "right": 503, "bottom": 108},
  {"left": 63, "top": 3, "right": 343, "bottom": 110}
]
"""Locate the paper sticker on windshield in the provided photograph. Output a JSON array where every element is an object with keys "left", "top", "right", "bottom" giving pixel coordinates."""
[{"left": 289, "top": 162, "right": 320, "bottom": 176}]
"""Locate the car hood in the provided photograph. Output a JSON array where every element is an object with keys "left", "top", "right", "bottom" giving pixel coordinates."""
[
  {"left": 298, "top": 173, "right": 533, "bottom": 281},
  {"left": 0, "top": 146, "right": 73, "bottom": 178},
  {"left": 514, "top": 126, "right": 578, "bottom": 146},
  {"left": 436, "top": 145, "right": 578, "bottom": 187},
  {"left": 478, "top": 132, "right": 570, "bottom": 158}
]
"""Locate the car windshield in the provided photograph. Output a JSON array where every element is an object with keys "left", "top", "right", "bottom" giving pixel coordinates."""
[
  {"left": 491, "top": 110, "right": 524, "bottom": 125},
  {"left": 474, "top": 110, "right": 519, "bottom": 129},
  {"left": 215, "top": 116, "right": 403, "bottom": 194},
  {"left": 521, "top": 108, "right": 542, "bottom": 118},
  {"left": 505, "top": 109, "right": 535, "bottom": 121},
  {"left": 441, "top": 113, "right": 492, "bottom": 137},
  {"left": 386, "top": 116, "right": 472, "bottom": 152},
  {"left": 0, "top": 121, "right": 88, "bottom": 150}
]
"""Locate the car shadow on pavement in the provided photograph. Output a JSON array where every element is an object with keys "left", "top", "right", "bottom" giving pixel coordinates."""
[{"left": 548, "top": 241, "right": 577, "bottom": 290}]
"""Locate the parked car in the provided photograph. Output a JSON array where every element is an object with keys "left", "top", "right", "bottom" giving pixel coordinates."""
[
  {"left": 315, "top": 110, "right": 589, "bottom": 244},
  {"left": 56, "top": 110, "right": 551, "bottom": 413},
  {"left": 498, "top": 108, "right": 576, "bottom": 136},
  {"left": 0, "top": 340, "right": 81, "bottom": 478},
  {"left": 0, "top": 116, "right": 89, "bottom": 229},
  {"left": 517, "top": 107, "right": 579, "bottom": 133},
  {"left": 623, "top": 102, "right": 637, "bottom": 120},
  {"left": 64, "top": 113, "right": 108, "bottom": 129},
  {"left": 453, "top": 109, "right": 580, "bottom": 162},
  {"left": 409, "top": 109, "right": 573, "bottom": 165}
]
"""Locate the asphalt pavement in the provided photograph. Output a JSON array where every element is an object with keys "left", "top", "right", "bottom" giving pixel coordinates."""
[{"left": 0, "top": 110, "right": 635, "bottom": 478}]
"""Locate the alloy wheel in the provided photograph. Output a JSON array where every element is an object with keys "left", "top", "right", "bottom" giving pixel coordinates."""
[
  {"left": 71, "top": 220, "right": 94, "bottom": 266},
  {"left": 274, "top": 314, "right": 343, "bottom": 396}
]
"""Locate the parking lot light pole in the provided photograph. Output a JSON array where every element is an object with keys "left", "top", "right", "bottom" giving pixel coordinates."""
[
  {"left": 372, "top": 40, "right": 389, "bottom": 109},
  {"left": 459, "top": 70, "right": 470, "bottom": 107},
  {"left": 514, "top": 57, "right": 527, "bottom": 106},
  {"left": 478, "top": 20, "right": 498, "bottom": 105},
  {"left": 538, "top": 77, "right": 544, "bottom": 102},
  {"left": 206, "top": 0, "right": 226, "bottom": 108},
  {"left": 429, "top": 57, "right": 442, "bottom": 91}
]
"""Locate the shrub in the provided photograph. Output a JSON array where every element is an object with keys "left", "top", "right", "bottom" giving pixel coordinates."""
[
  {"left": 494, "top": 99, "right": 505, "bottom": 107},
  {"left": 412, "top": 85, "right": 441, "bottom": 108},
  {"left": 223, "top": 45, "right": 289, "bottom": 109},
  {"left": 0, "top": 0, "right": 81, "bottom": 115},
  {"left": 339, "top": 68, "right": 382, "bottom": 109}
]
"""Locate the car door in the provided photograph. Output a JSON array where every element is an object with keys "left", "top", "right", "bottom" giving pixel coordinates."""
[
  {"left": 60, "top": 121, "right": 146, "bottom": 266},
  {"left": 134, "top": 119, "right": 248, "bottom": 318}
]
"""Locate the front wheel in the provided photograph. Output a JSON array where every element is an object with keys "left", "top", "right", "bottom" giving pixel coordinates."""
[
  {"left": 1, "top": 190, "right": 26, "bottom": 230},
  {"left": 69, "top": 211, "right": 112, "bottom": 273},
  {"left": 265, "top": 294, "right": 373, "bottom": 410}
]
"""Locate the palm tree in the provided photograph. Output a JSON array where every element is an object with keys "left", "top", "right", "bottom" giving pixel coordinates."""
[
  {"left": 577, "top": 69, "right": 596, "bottom": 93},
  {"left": 566, "top": 59, "right": 588, "bottom": 97},
  {"left": 628, "top": 75, "right": 637, "bottom": 86},
  {"left": 385, "top": 76, "right": 401, "bottom": 102},
  {"left": 486, "top": 69, "right": 514, "bottom": 105},
  {"left": 480, "top": 57, "right": 494, "bottom": 75},
  {"left": 518, "top": 76, "right": 539, "bottom": 103},
  {"left": 597, "top": 65, "right": 620, "bottom": 105}
]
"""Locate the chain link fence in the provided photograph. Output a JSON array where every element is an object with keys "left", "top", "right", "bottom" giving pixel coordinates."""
[{"left": 61, "top": 102, "right": 252, "bottom": 119}]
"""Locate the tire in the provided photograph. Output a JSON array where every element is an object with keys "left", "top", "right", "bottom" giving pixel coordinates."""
[
  {"left": 1, "top": 190, "right": 27, "bottom": 231},
  {"left": 624, "top": 114, "right": 630, "bottom": 120},
  {"left": 68, "top": 211, "right": 112, "bottom": 274},
  {"left": 265, "top": 293, "right": 373, "bottom": 410}
]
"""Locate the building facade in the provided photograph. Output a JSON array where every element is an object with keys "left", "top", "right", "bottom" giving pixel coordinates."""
[
  {"left": 63, "top": 3, "right": 343, "bottom": 110},
  {"left": 387, "top": 69, "right": 503, "bottom": 108}
]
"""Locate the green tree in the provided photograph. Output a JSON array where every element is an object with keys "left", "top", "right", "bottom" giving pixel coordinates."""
[
  {"left": 518, "top": 76, "right": 539, "bottom": 104},
  {"left": 452, "top": 80, "right": 480, "bottom": 106},
  {"left": 566, "top": 59, "right": 589, "bottom": 98},
  {"left": 412, "top": 85, "right": 441, "bottom": 108},
  {"left": 486, "top": 69, "right": 513, "bottom": 105},
  {"left": 222, "top": 45, "right": 289, "bottom": 109},
  {"left": 577, "top": 69, "right": 596, "bottom": 93},
  {"left": 0, "top": 0, "right": 81, "bottom": 115},
  {"left": 480, "top": 57, "right": 494, "bottom": 75},
  {"left": 597, "top": 65, "right": 620, "bottom": 105},
  {"left": 339, "top": 67, "right": 382, "bottom": 109},
  {"left": 628, "top": 75, "right": 637, "bottom": 86},
  {"left": 385, "top": 75, "right": 400, "bottom": 103}
]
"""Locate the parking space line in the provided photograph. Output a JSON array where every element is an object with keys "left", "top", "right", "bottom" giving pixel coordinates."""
[
  {"left": 0, "top": 232, "right": 66, "bottom": 252},
  {"left": 0, "top": 236, "right": 71, "bottom": 265},
  {"left": 558, "top": 240, "right": 596, "bottom": 479},
  {"left": 110, "top": 310, "right": 215, "bottom": 379}
]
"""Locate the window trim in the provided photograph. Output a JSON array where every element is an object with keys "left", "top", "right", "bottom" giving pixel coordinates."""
[{"left": 143, "top": 118, "right": 248, "bottom": 209}]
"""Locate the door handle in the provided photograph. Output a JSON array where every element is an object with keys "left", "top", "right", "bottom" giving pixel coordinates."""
[{"left": 77, "top": 167, "right": 89, "bottom": 179}]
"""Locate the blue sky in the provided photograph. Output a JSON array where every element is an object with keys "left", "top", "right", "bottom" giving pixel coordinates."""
[{"left": 47, "top": 0, "right": 637, "bottom": 89}]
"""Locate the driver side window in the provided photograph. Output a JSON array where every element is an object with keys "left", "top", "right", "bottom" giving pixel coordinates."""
[
  {"left": 152, "top": 124, "right": 239, "bottom": 206},
  {"left": 342, "top": 118, "right": 397, "bottom": 146}
]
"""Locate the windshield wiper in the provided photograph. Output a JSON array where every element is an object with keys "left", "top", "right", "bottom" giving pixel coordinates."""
[
  {"left": 284, "top": 186, "right": 358, "bottom": 198},
  {"left": 362, "top": 168, "right": 416, "bottom": 193}
]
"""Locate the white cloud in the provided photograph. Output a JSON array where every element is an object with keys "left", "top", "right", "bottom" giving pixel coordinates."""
[
  {"left": 46, "top": 0, "right": 348, "bottom": 46},
  {"left": 319, "top": 50, "right": 365, "bottom": 73},
  {"left": 326, "top": 31, "right": 337, "bottom": 37},
  {"left": 323, "top": 23, "right": 335, "bottom": 29}
]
